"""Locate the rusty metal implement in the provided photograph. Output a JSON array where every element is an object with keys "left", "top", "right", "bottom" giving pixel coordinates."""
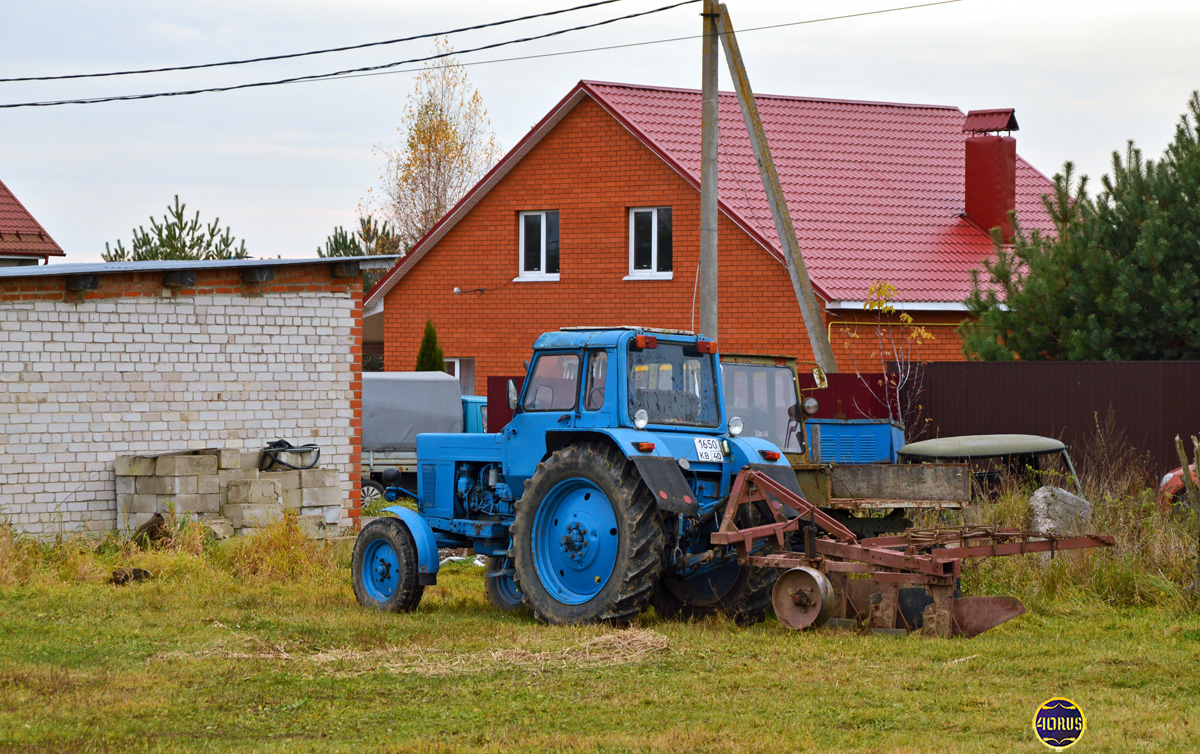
[{"left": 712, "top": 470, "right": 1115, "bottom": 637}]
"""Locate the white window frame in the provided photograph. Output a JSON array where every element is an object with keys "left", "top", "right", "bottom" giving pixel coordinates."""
[
  {"left": 516, "top": 210, "right": 560, "bottom": 282},
  {"left": 625, "top": 207, "right": 673, "bottom": 281}
]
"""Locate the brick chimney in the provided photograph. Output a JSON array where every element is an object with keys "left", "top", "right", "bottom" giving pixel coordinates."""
[{"left": 963, "top": 109, "right": 1018, "bottom": 243}]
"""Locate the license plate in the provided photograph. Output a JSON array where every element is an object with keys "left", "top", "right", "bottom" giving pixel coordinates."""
[{"left": 693, "top": 437, "right": 724, "bottom": 463}]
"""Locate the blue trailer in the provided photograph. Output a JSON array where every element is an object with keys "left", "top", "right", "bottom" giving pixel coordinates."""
[{"left": 352, "top": 327, "right": 799, "bottom": 625}]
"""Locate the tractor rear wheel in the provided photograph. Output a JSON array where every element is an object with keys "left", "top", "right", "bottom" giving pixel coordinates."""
[
  {"left": 511, "top": 442, "right": 665, "bottom": 625},
  {"left": 484, "top": 556, "right": 526, "bottom": 612},
  {"left": 352, "top": 517, "right": 424, "bottom": 612}
]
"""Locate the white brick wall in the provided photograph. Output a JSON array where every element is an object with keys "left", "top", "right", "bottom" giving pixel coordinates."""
[{"left": 0, "top": 292, "right": 358, "bottom": 534}]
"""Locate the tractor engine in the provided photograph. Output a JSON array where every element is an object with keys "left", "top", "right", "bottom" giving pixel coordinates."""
[{"left": 454, "top": 462, "right": 514, "bottom": 519}]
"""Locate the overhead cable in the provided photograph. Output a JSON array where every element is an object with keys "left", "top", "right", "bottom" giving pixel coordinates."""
[{"left": 0, "top": 0, "right": 632, "bottom": 82}]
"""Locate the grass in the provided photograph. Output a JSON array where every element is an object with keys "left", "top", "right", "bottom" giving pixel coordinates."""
[
  {"left": 1, "top": 512, "right": 1198, "bottom": 753},
  {"left": 2, "top": 421, "right": 1199, "bottom": 754}
]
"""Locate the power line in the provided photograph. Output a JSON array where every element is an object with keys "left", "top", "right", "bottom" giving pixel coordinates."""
[
  {"left": 0, "top": 0, "right": 698, "bottom": 109},
  {"left": 0, "top": 0, "right": 961, "bottom": 110},
  {"left": 338, "top": 0, "right": 965, "bottom": 84},
  {"left": 0, "top": 0, "right": 632, "bottom": 83}
]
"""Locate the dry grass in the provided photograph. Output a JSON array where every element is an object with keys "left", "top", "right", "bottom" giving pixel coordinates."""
[{"left": 213, "top": 509, "right": 336, "bottom": 582}]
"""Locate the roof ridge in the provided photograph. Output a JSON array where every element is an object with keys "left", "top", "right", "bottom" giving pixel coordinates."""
[{"left": 580, "top": 79, "right": 963, "bottom": 112}]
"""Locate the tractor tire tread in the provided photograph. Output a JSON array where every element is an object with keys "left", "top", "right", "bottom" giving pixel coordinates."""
[{"left": 511, "top": 441, "right": 665, "bottom": 625}]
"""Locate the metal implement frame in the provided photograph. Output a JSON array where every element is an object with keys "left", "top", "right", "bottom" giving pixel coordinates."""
[{"left": 712, "top": 470, "right": 1115, "bottom": 636}]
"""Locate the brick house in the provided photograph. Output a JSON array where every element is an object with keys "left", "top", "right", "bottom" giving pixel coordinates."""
[
  {"left": 365, "top": 81, "right": 1055, "bottom": 392},
  {"left": 0, "top": 178, "right": 66, "bottom": 266}
]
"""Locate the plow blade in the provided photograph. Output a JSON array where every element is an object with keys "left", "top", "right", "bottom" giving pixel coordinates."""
[{"left": 950, "top": 596, "right": 1025, "bottom": 638}]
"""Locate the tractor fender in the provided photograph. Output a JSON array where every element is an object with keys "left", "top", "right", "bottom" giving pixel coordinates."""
[
  {"left": 553, "top": 429, "right": 699, "bottom": 516},
  {"left": 382, "top": 506, "right": 440, "bottom": 584}
]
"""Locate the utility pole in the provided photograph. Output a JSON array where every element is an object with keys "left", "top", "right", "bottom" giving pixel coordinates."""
[
  {"left": 698, "top": 0, "right": 720, "bottom": 340},
  {"left": 714, "top": 4, "right": 839, "bottom": 372}
]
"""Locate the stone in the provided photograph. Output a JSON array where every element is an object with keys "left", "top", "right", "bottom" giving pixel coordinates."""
[
  {"left": 301, "top": 486, "right": 344, "bottom": 508},
  {"left": 299, "top": 469, "right": 340, "bottom": 488},
  {"left": 227, "top": 479, "right": 282, "bottom": 505},
  {"left": 1028, "top": 486, "right": 1093, "bottom": 537},
  {"left": 223, "top": 503, "right": 283, "bottom": 529},
  {"left": 203, "top": 518, "right": 234, "bottom": 540},
  {"left": 156, "top": 454, "right": 218, "bottom": 477},
  {"left": 114, "top": 456, "right": 156, "bottom": 477}
]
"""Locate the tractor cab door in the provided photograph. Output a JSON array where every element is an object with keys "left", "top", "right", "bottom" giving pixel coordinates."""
[{"left": 503, "top": 350, "right": 583, "bottom": 489}]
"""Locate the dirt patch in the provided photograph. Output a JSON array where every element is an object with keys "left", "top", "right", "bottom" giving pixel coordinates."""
[{"left": 157, "top": 628, "right": 670, "bottom": 677}]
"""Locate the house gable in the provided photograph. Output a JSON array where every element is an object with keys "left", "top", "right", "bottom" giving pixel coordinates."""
[
  {"left": 0, "top": 178, "right": 65, "bottom": 263},
  {"left": 381, "top": 95, "right": 809, "bottom": 382}
]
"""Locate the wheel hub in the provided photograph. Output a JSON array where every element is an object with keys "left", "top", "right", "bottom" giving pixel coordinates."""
[{"left": 531, "top": 479, "right": 619, "bottom": 604}]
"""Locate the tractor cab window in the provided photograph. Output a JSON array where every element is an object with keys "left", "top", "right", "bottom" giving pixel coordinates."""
[
  {"left": 721, "top": 362, "right": 803, "bottom": 451},
  {"left": 584, "top": 351, "right": 608, "bottom": 411},
  {"left": 627, "top": 342, "right": 719, "bottom": 427},
  {"left": 523, "top": 353, "right": 580, "bottom": 411}
]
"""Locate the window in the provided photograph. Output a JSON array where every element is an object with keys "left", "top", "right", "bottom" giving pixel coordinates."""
[
  {"left": 584, "top": 351, "right": 608, "bottom": 411},
  {"left": 522, "top": 353, "right": 579, "bottom": 411},
  {"left": 627, "top": 207, "right": 672, "bottom": 280},
  {"left": 518, "top": 210, "right": 559, "bottom": 280},
  {"left": 443, "top": 358, "right": 475, "bottom": 396},
  {"left": 627, "top": 342, "right": 718, "bottom": 427}
]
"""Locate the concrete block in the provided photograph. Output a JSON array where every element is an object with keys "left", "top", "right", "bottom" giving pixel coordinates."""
[
  {"left": 219, "top": 468, "right": 261, "bottom": 485},
  {"left": 204, "top": 518, "right": 234, "bottom": 540},
  {"left": 239, "top": 451, "right": 262, "bottom": 470},
  {"left": 198, "top": 475, "right": 220, "bottom": 495},
  {"left": 128, "top": 494, "right": 161, "bottom": 514},
  {"left": 227, "top": 479, "right": 282, "bottom": 505},
  {"left": 217, "top": 449, "right": 241, "bottom": 470},
  {"left": 296, "top": 514, "right": 328, "bottom": 540},
  {"left": 274, "top": 449, "right": 318, "bottom": 469},
  {"left": 124, "top": 511, "right": 157, "bottom": 531},
  {"left": 116, "top": 476, "right": 136, "bottom": 495},
  {"left": 283, "top": 489, "right": 304, "bottom": 509},
  {"left": 115, "top": 456, "right": 156, "bottom": 477},
  {"left": 174, "top": 493, "right": 221, "bottom": 514},
  {"left": 224, "top": 503, "right": 283, "bottom": 529},
  {"left": 302, "top": 505, "right": 344, "bottom": 526},
  {"left": 262, "top": 470, "right": 301, "bottom": 490},
  {"left": 299, "top": 469, "right": 340, "bottom": 488},
  {"left": 136, "top": 475, "right": 197, "bottom": 496},
  {"left": 301, "top": 486, "right": 344, "bottom": 508},
  {"left": 156, "top": 455, "right": 218, "bottom": 477}
]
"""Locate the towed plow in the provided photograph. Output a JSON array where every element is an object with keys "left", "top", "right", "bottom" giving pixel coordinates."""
[{"left": 714, "top": 470, "right": 1115, "bottom": 637}]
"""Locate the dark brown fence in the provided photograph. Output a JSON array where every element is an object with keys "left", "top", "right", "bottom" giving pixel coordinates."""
[{"left": 910, "top": 361, "right": 1200, "bottom": 473}]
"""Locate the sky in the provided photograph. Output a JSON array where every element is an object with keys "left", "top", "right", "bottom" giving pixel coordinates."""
[{"left": 2, "top": 0, "right": 1199, "bottom": 263}]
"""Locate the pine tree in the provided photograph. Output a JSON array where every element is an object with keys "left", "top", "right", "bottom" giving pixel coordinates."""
[
  {"left": 415, "top": 320, "right": 445, "bottom": 372},
  {"left": 104, "top": 196, "right": 248, "bottom": 262},
  {"left": 963, "top": 91, "right": 1200, "bottom": 360}
]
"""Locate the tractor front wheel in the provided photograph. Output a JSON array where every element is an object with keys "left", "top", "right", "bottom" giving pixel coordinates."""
[
  {"left": 511, "top": 443, "right": 664, "bottom": 624},
  {"left": 352, "top": 517, "right": 424, "bottom": 612}
]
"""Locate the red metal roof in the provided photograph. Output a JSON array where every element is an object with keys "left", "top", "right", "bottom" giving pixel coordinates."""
[
  {"left": 583, "top": 82, "right": 1052, "bottom": 303},
  {"left": 0, "top": 178, "right": 64, "bottom": 259},
  {"left": 367, "top": 81, "right": 1055, "bottom": 307}
]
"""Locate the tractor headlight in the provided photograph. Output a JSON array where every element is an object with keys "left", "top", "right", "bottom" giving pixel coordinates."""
[
  {"left": 634, "top": 409, "right": 649, "bottom": 430},
  {"left": 802, "top": 397, "right": 819, "bottom": 416},
  {"left": 728, "top": 416, "right": 744, "bottom": 437}
]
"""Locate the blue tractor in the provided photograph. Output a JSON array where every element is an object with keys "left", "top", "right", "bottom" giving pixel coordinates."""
[{"left": 351, "top": 327, "right": 801, "bottom": 625}]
